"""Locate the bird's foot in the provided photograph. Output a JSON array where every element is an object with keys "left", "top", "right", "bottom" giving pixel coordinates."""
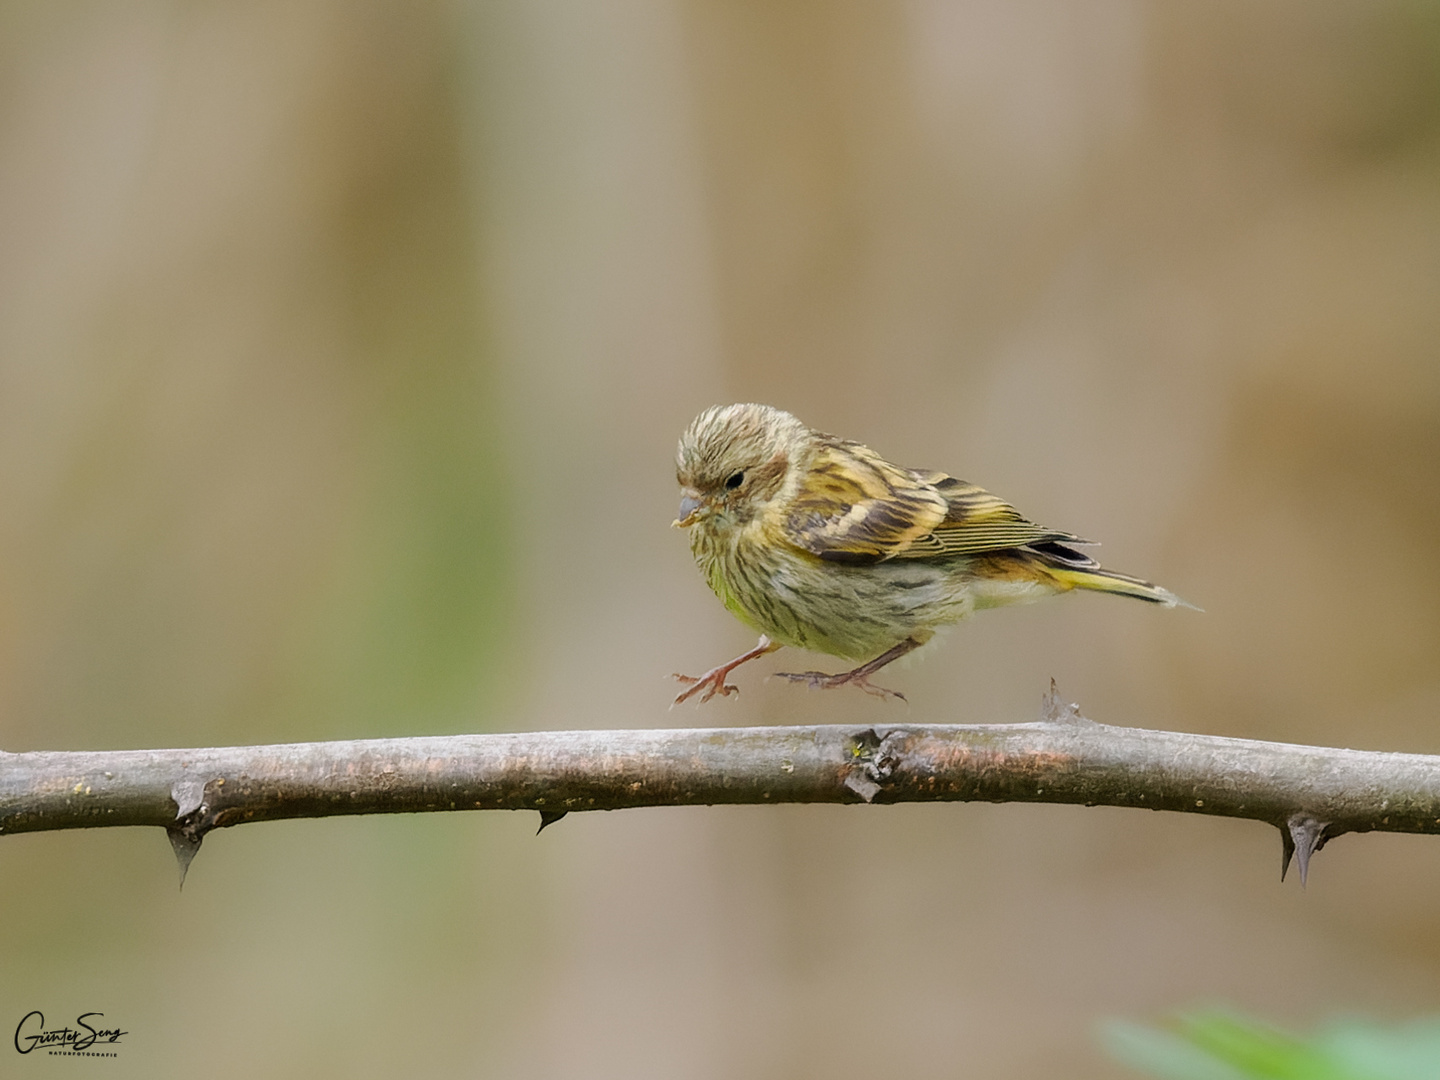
[
  {"left": 672, "top": 636, "right": 781, "bottom": 705},
  {"left": 774, "top": 668, "right": 906, "bottom": 702},
  {"left": 672, "top": 667, "right": 740, "bottom": 705}
]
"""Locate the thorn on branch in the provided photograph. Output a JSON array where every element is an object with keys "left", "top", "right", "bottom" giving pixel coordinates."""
[
  {"left": 167, "top": 775, "right": 222, "bottom": 888},
  {"left": 1280, "top": 814, "right": 1331, "bottom": 886},
  {"left": 1042, "top": 679, "right": 1092, "bottom": 725},
  {"left": 166, "top": 827, "right": 202, "bottom": 890},
  {"left": 536, "top": 810, "right": 568, "bottom": 834}
]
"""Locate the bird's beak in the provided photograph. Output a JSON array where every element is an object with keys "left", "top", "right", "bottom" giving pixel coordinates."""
[{"left": 673, "top": 489, "right": 703, "bottom": 528}]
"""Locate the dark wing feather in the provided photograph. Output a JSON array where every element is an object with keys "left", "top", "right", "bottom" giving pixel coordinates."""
[
  {"left": 892, "top": 474, "right": 1090, "bottom": 560},
  {"left": 784, "top": 441, "right": 948, "bottom": 564},
  {"left": 786, "top": 447, "right": 1086, "bottom": 565}
]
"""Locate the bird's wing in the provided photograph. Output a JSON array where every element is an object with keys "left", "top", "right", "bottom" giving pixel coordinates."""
[
  {"left": 783, "top": 441, "right": 949, "bottom": 564},
  {"left": 893, "top": 473, "right": 1088, "bottom": 559}
]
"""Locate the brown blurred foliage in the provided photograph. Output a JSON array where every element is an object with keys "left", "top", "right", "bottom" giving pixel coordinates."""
[{"left": 0, "top": 2, "right": 1437, "bottom": 1077}]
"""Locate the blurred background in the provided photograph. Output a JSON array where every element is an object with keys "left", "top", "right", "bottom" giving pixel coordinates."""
[{"left": 1, "top": 1, "right": 1438, "bottom": 1076}]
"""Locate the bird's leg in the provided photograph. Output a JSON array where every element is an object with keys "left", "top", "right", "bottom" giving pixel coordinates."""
[
  {"left": 775, "top": 637, "right": 924, "bottom": 702},
  {"left": 673, "top": 636, "right": 782, "bottom": 704}
]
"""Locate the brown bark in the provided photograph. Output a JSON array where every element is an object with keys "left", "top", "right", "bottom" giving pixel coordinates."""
[{"left": 4, "top": 690, "right": 1435, "bottom": 885}]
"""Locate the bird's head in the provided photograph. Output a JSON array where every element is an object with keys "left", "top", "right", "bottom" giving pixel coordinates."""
[{"left": 674, "top": 403, "right": 807, "bottom": 530}]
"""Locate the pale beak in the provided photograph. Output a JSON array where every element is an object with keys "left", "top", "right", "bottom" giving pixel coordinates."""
[{"left": 673, "top": 489, "right": 703, "bottom": 527}]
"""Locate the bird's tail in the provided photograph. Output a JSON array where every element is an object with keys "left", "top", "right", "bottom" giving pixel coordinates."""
[{"left": 1028, "top": 541, "right": 1198, "bottom": 610}]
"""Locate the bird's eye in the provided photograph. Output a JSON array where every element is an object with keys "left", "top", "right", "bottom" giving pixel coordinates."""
[{"left": 725, "top": 470, "right": 745, "bottom": 490}]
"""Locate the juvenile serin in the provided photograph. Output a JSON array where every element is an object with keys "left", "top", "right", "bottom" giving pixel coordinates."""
[{"left": 672, "top": 403, "right": 1192, "bottom": 703}]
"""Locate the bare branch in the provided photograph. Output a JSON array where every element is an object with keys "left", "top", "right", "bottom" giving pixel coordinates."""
[{"left": 3, "top": 688, "right": 1438, "bottom": 885}]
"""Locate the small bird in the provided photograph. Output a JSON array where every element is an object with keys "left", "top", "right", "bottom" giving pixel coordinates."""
[{"left": 672, "top": 403, "right": 1191, "bottom": 703}]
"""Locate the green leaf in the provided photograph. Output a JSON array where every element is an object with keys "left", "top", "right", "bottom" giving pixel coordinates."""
[{"left": 1102, "top": 1009, "right": 1440, "bottom": 1080}]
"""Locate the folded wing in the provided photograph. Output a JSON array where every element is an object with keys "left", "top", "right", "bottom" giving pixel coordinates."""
[
  {"left": 896, "top": 474, "right": 1088, "bottom": 559},
  {"left": 785, "top": 442, "right": 1085, "bottom": 565},
  {"left": 784, "top": 442, "right": 948, "bottom": 564}
]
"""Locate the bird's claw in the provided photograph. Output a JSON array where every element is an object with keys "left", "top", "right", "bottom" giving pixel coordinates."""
[
  {"left": 672, "top": 671, "right": 740, "bottom": 705},
  {"left": 774, "top": 670, "right": 906, "bottom": 702}
]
